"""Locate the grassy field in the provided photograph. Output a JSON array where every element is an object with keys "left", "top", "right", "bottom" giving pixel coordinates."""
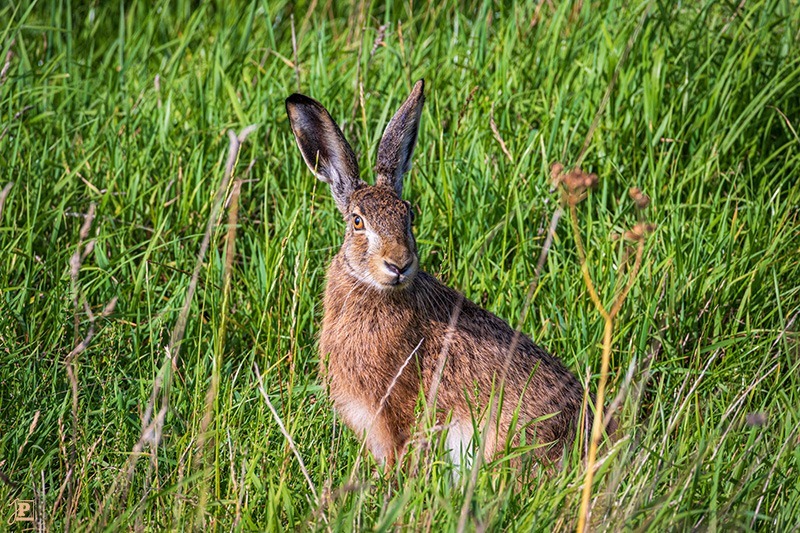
[{"left": 2, "top": 0, "right": 799, "bottom": 530}]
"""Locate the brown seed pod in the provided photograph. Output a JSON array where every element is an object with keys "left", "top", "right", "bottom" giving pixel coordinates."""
[
  {"left": 629, "top": 187, "right": 650, "bottom": 210},
  {"left": 623, "top": 222, "right": 656, "bottom": 242},
  {"left": 550, "top": 162, "right": 565, "bottom": 188}
]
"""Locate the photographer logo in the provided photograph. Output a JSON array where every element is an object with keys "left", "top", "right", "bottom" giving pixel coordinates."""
[{"left": 9, "top": 499, "right": 34, "bottom": 523}]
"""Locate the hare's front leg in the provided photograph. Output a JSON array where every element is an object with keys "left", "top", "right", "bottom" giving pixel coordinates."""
[{"left": 336, "top": 397, "right": 403, "bottom": 468}]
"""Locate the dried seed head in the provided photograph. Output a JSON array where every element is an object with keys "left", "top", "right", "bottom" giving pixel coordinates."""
[
  {"left": 562, "top": 168, "right": 597, "bottom": 205},
  {"left": 562, "top": 168, "right": 597, "bottom": 193},
  {"left": 746, "top": 412, "right": 767, "bottom": 427},
  {"left": 623, "top": 222, "right": 656, "bottom": 242},
  {"left": 629, "top": 187, "right": 650, "bottom": 209},
  {"left": 370, "top": 24, "right": 388, "bottom": 59},
  {"left": 550, "top": 162, "right": 565, "bottom": 188},
  {"left": 550, "top": 163, "right": 598, "bottom": 205}
]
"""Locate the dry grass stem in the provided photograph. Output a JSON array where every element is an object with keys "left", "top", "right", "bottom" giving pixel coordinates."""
[
  {"left": 63, "top": 201, "right": 120, "bottom": 528},
  {"left": 0, "top": 40, "right": 13, "bottom": 85},
  {"left": 254, "top": 364, "right": 321, "bottom": 507},
  {"left": 490, "top": 104, "right": 514, "bottom": 163},
  {"left": 89, "top": 126, "right": 255, "bottom": 529},
  {"left": 291, "top": 14, "right": 301, "bottom": 91},
  {"left": 168, "top": 126, "right": 256, "bottom": 368},
  {"left": 559, "top": 165, "right": 651, "bottom": 530},
  {"left": 751, "top": 419, "right": 800, "bottom": 527},
  {"left": 0, "top": 181, "right": 13, "bottom": 219},
  {"left": 342, "top": 337, "right": 427, "bottom": 488},
  {"left": 457, "top": 203, "right": 564, "bottom": 533}
]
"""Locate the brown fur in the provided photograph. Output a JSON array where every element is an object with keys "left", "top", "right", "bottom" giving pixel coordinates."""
[{"left": 286, "top": 80, "right": 610, "bottom": 469}]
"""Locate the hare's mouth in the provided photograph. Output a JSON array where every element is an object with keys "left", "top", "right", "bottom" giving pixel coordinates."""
[
  {"left": 372, "top": 272, "right": 415, "bottom": 290},
  {"left": 376, "top": 259, "right": 417, "bottom": 288},
  {"left": 386, "top": 274, "right": 414, "bottom": 288},
  {"left": 364, "top": 275, "right": 414, "bottom": 291}
]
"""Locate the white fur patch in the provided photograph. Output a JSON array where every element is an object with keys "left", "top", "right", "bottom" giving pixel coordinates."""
[
  {"left": 338, "top": 399, "right": 375, "bottom": 434},
  {"left": 365, "top": 229, "right": 382, "bottom": 252},
  {"left": 446, "top": 420, "right": 475, "bottom": 470},
  {"left": 337, "top": 399, "right": 388, "bottom": 463}
]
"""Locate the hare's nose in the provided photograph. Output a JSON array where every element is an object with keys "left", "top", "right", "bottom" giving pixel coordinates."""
[{"left": 384, "top": 259, "right": 413, "bottom": 276}]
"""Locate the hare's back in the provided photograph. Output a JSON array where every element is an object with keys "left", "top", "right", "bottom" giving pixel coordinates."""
[{"left": 415, "top": 273, "right": 584, "bottom": 430}]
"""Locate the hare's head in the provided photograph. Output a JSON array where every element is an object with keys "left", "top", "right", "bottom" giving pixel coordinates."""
[{"left": 286, "top": 80, "right": 425, "bottom": 291}]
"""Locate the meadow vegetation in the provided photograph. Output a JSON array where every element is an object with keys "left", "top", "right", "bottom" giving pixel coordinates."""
[{"left": 1, "top": 0, "right": 799, "bottom": 530}]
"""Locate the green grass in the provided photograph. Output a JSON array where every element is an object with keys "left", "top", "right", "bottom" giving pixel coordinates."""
[{"left": 1, "top": 0, "right": 799, "bottom": 530}]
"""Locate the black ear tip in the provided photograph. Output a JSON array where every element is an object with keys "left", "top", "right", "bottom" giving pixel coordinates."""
[
  {"left": 286, "top": 93, "right": 320, "bottom": 108},
  {"left": 286, "top": 93, "right": 304, "bottom": 106},
  {"left": 285, "top": 94, "right": 298, "bottom": 114}
]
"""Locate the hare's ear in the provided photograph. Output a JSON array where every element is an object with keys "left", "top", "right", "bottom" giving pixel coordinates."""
[
  {"left": 375, "top": 79, "right": 425, "bottom": 197},
  {"left": 286, "top": 94, "right": 363, "bottom": 214}
]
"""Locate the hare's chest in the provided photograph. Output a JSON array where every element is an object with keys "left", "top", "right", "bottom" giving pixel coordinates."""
[
  {"left": 318, "top": 313, "right": 409, "bottom": 379},
  {"left": 320, "top": 287, "right": 415, "bottom": 361},
  {"left": 319, "top": 274, "right": 423, "bottom": 390}
]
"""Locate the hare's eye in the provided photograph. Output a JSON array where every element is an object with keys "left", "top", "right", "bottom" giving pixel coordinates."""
[{"left": 352, "top": 215, "right": 364, "bottom": 230}]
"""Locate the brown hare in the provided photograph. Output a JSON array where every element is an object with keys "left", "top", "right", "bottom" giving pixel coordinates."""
[{"left": 286, "top": 80, "right": 607, "bottom": 470}]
